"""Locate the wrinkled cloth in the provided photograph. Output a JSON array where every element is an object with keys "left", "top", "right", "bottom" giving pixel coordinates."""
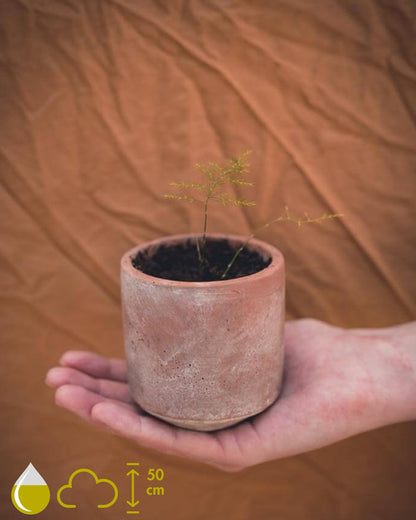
[{"left": 1, "top": 1, "right": 415, "bottom": 519}]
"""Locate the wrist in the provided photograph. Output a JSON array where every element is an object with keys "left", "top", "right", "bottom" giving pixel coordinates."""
[{"left": 369, "top": 322, "right": 416, "bottom": 425}]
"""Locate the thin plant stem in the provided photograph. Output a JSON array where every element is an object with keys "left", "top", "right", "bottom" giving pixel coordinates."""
[
  {"left": 201, "top": 195, "right": 209, "bottom": 252},
  {"left": 220, "top": 235, "right": 254, "bottom": 279},
  {"left": 195, "top": 235, "right": 202, "bottom": 263},
  {"left": 197, "top": 189, "right": 212, "bottom": 265}
]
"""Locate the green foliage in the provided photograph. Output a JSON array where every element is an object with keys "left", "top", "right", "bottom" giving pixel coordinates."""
[
  {"left": 164, "top": 150, "right": 255, "bottom": 264},
  {"left": 164, "top": 151, "right": 343, "bottom": 279}
]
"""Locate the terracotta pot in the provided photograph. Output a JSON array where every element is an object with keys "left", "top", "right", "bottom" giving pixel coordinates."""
[{"left": 120, "top": 233, "right": 285, "bottom": 431}]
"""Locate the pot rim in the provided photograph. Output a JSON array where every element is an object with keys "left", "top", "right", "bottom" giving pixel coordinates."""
[{"left": 120, "top": 232, "right": 284, "bottom": 288}]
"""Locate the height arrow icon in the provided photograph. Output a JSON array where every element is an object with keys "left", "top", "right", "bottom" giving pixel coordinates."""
[{"left": 127, "top": 469, "right": 140, "bottom": 507}]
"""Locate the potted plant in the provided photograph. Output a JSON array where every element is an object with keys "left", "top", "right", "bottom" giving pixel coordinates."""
[{"left": 120, "top": 151, "right": 341, "bottom": 431}]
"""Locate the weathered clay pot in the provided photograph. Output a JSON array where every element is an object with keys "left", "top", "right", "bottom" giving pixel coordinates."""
[{"left": 120, "top": 233, "right": 285, "bottom": 431}]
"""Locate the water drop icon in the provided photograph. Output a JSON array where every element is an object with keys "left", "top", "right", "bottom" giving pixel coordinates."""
[{"left": 11, "top": 463, "right": 50, "bottom": 515}]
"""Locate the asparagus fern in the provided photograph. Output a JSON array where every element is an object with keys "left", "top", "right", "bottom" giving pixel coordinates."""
[{"left": 164, "top": 151, "right": 343, "bottom": 279}]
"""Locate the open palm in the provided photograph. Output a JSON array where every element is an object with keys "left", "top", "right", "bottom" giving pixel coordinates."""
[{"left": 46, "top": 318, "right": 404, "bottom": 471}]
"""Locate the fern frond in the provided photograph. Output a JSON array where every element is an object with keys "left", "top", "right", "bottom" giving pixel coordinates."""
[
  {"left": 166, "top": 150, "right": 255, "bottom": 264},
  {"left": 220, "top": 206, "right": 344, "bottom": 279},
  {"left": 257, "top": 206, "right": 343, "bottom": 231},
  {"left": 163, "top": 194, "right": 201, "bottom": 204},
  {"left": 236, "top": 199, "right": 256, "bottom": 207},
  {"left": 169, "top": 182, "right": 208, "bottom": 191},
  {"left": 194, "top": 162, "right": 222, "bottom": 180},
  {"left": 194, "top": 164, "right": 209, "bottom": 176},
  {"left": 227, "top": 150, "right": 251, "bottom": 175},
  {"left": 228, "top": 179, "right": 254, "bottom": 186},
  {"left": 212, "top": 194, "right": 256, "bottom": 207}
]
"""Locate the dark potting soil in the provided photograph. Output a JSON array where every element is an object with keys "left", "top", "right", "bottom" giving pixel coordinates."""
[{"left": 131, "top": 238, "right": 271, "bottom": 282}]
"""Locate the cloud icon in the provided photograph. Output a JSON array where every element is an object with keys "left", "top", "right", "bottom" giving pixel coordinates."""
[{"left": 57, "top": 468, "right": 118, "bottom": 509}]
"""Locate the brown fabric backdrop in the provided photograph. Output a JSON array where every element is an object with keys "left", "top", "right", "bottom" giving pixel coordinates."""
[{"left": 1, "top": 0, "right": 415, "bottom": 518}]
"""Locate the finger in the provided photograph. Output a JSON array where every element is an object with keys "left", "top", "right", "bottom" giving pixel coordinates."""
[
  {"left": 54, "top": 384, "right": 139, "bottom": 426},
  {"left": 91, "top": 401, "right": 231, "bottom": 468},
  {"left": 46, "top": 366, "right": 133, "bottom": 404},
  {"left": 59, "top": 351, "right": 127, "bottom": 382}
]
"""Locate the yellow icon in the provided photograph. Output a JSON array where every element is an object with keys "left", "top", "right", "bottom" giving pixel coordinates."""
[
  {"left": 11, "top": 463, "right": 50, "bottom": 515},
  {"left": 57, "top": 468, "right": 118, "bottom": 509}
]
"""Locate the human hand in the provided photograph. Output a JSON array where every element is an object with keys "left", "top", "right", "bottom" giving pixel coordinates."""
[{"left": 45, "top": 319, "right": 416, "bottom": 471}]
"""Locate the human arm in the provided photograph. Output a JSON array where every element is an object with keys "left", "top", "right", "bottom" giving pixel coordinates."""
[{"left": 45, "top": 318, "right": 416, "bottom": 472}]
